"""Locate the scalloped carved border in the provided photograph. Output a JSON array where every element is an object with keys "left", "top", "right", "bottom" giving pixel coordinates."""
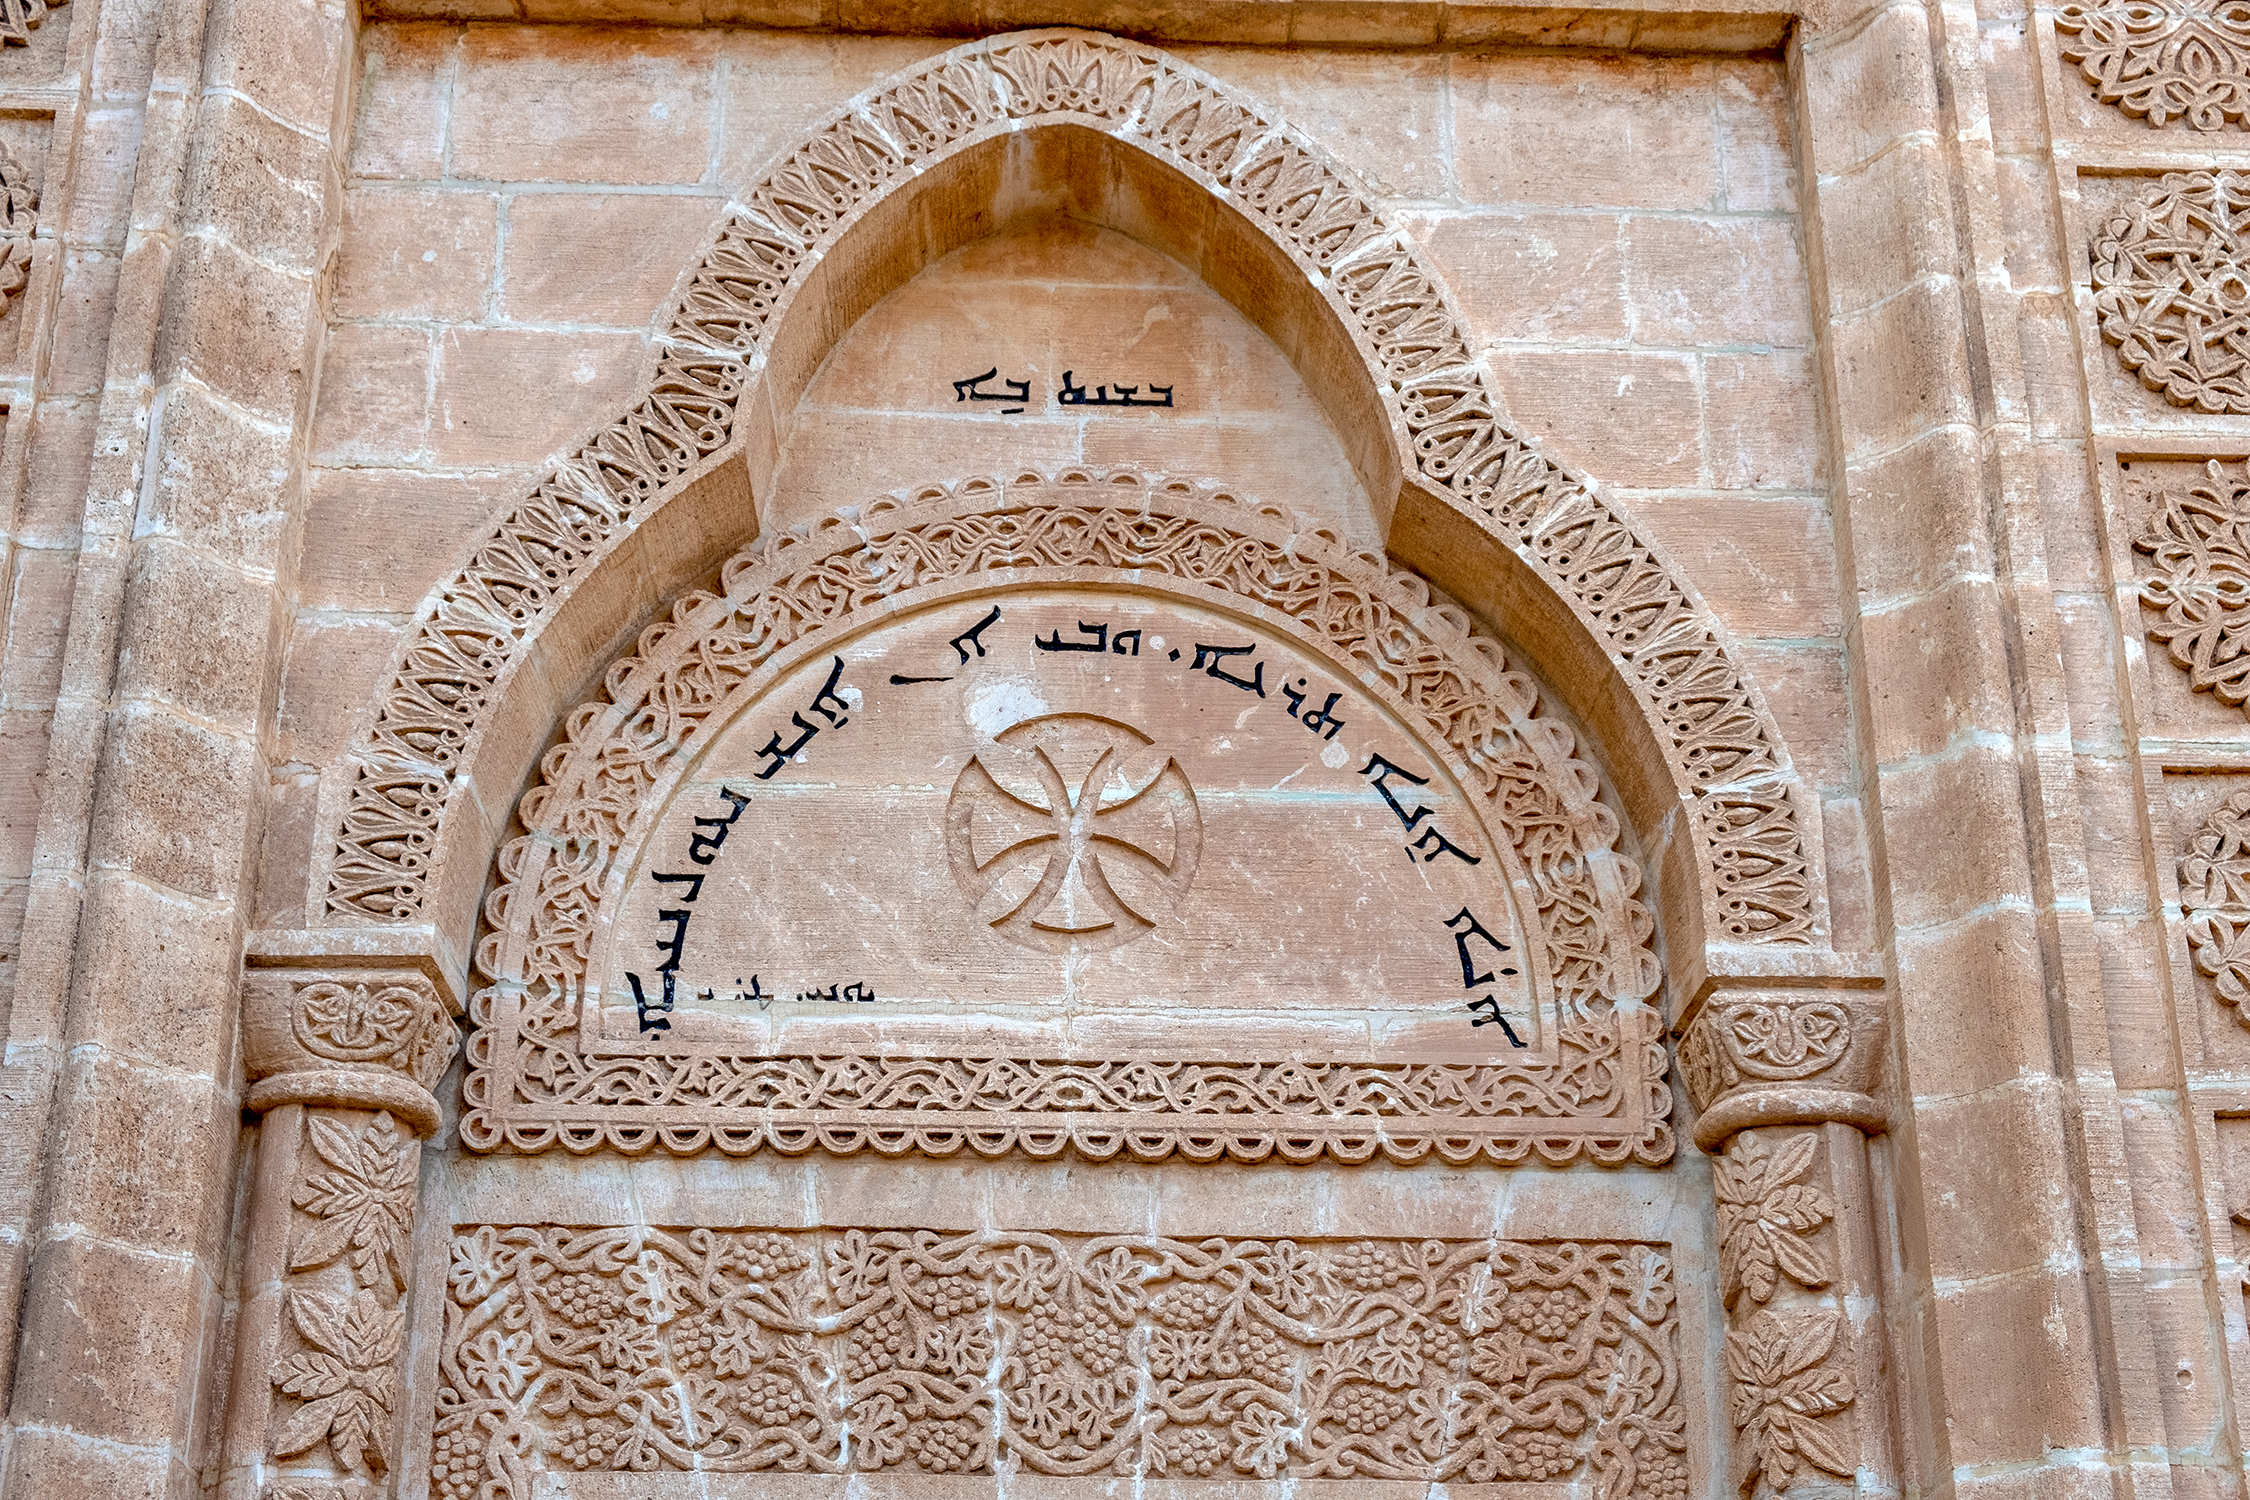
[
  {"left": 463, "top": 472, "right": 1673, "bottom": 1166},
  {"left": 324, "top": 27, "right": 1813, "bottom": 952}
]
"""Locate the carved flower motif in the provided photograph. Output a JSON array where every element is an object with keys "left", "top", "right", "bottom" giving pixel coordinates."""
[
  {"left": 291, "top": 1111, "right": 419, "bottom": 1291},
  {"left": 272, "top": 1289, "right": 405, "bottom": 1474},
  {"left": 1713, "top": 1131, "right": 1836, "bottom": 1310},
  {"left": 460, "top": 1328, "right": 537, "bottom": 1399},
  {"left": 1724, "top": 1310, "right": 1856, "bottom": 1491}
]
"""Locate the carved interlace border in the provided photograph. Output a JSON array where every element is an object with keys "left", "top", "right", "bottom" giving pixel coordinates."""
[
  {"left": 430, "top": 1227, "right": 1687, "bottom": 1495},
  {"left": 2059, "top": 0, "right": 2250, "bottom": 131},
  {"left": 464, "top": 475, "right": 1674, "bottom": 1165},
  {"left": 325, "top": 27, "right": 1812, "bottom": 948}
]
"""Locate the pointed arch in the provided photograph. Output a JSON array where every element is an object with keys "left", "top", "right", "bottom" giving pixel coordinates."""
[{"left": 315, "top": 27, "right": 1825, "bottom": 992}]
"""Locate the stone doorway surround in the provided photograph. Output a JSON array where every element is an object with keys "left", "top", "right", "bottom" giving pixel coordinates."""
[{"left": 0, "top": 2, "right": 2188, "bottom": 1500}]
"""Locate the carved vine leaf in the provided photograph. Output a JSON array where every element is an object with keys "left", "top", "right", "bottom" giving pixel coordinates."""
[
  {"left": 1714, "top": 1131, "right": 1836, "bottom": 1310},
  {"left": 1723, "top": 1310, "right": 1856, "bottom": 1493},
  {"left": 2059, "top": 0, "right": 2250, "bottom": 130},
  {"left": 273, "top": 1288, "right": 405, "bottom": 1474},
  {"left": 291, "top": 1111, "right": 419, "bottom": 1290},
  {"left": 2092, "top": 172, "right": 2250, "bottom": 412}
]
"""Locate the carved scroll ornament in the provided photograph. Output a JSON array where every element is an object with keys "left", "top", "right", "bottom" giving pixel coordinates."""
[
  {"left": 2059, "top": 0, "right": 2250, "bottom": 130},
  {"left": 431, "top": 1226, "right": 1686, "bottom": 1495},
  {"left": 325, "top": 27, "right": 1814, "bottom": 953},
  {"left": 465, "top": 472, "right": 1673, "bottom": 1166},
  {"left": 2092, "top": 170, "right": 2250, "bottom": 412}
]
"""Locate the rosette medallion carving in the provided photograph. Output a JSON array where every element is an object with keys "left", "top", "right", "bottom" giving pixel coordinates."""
[
  {"left": 2091, "top": 170, "right": 2250, "bottom": 411},
  {"left": 2132, "top": 457, "right": 2250, "bottom": 713}
]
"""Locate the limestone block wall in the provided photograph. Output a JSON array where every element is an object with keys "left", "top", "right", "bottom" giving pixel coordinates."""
[{"left": 0, "top": 1, "right": 2242, "bottom": 1499}]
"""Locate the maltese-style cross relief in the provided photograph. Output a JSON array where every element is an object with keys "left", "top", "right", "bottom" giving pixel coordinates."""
[
  {"left": 468, "top": 479, "right": 1671, "bottom": 1166},
  {"left": 946, "top": 714, "right": 1203, "bottom": 953}
]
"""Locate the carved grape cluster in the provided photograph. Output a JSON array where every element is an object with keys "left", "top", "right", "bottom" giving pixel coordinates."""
[{"left": 541, "top": 1270, "right": 626, "bottom": 1326}]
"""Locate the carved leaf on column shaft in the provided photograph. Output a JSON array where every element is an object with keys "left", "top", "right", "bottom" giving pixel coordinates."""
[
  {"left": 289, "top": 1112, "right": 420, "bottom": 1291},
  {"left": 2092, "top": 171, "right": 2250, "bottom": 411},
  {"left": 2177, "top": 788, "right": 2250, "bottom": 1023},
  {"left": 428, "top": 1227, "right": 1687, "bottom": 1497},
  {"left": 1713, "top": 1132, "right": 1836, "bottom": 1311},
  {"left": 2058, "top": 0, "right": 2250, "bottom": 130},
  {"left": 1722, "top": 1310, "right": 1856, "bottom": 1491},
  {"left": 272, "top": 1287, "right": 406, "bottom": 1474}
]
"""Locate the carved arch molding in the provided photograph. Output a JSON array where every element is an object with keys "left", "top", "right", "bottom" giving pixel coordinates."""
[
  {"left": 232, "top": 28, "right": 1902, "bottom": 1500},
  {"left": 318, "top": 25, "right": 1819, "bottom": 961}
]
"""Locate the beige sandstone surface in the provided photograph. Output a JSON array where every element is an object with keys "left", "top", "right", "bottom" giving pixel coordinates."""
[{"left": 0, "top": 0, "right": 2239, "bottom": 1497}]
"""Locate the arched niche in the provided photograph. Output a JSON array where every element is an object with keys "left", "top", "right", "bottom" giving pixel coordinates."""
[{"left": 305, "top": 25, "right": 1840, "bottom": 1046}]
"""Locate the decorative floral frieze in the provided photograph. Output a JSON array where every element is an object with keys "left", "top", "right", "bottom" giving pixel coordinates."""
[
  {"left": 2059, "top": 0, "right": 2250, "bottom": 130},
  {"left": 462, "top": 1006, "right": 1675, "bottom": 1165},
  {"left": 325, "top": 29, "right": 1814, "bottom": 953},
  {"left": 2092, "top": 171, "right": 2250, "bottom": 412},
  {"left": 2135, "top": 458, "right": 2250, "bottom": 713},
  {"left": 430, "top": 1226, "right": 1686, "bottom": 1495}
]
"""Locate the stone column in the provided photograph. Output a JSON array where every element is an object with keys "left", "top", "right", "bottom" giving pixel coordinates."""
[
  {"left": 1678, "top": 975, "right": 1895, "bottom": 1498},
  {"left": 217, "top": 965, "right": 458, "bottom": 1500}
]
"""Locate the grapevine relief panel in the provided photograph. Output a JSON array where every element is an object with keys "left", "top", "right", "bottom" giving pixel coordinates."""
[
  {"left": 326, "top": 27, "right": 1815, "bottom": 955},
  {"left": 431, "top": 1226, "right": 1686, "bottom": 1495}
]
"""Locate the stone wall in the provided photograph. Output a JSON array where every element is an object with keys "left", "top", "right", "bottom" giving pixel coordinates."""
[{"left": 0, "top": 0, "right": 2236, "bottom": 1498}]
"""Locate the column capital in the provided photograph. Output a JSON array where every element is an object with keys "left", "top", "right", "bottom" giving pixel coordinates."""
[{"left": 238, "top": 964, "right": 458, "bottom": 1137}]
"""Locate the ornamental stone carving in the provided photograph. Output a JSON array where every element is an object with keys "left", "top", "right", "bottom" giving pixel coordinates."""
[
  {"left": 2092, "top": 171, "right": 2250, "bottom": 411},
  {"left": 2059, "top": 0, "right": 2250, "bottom": 130},
  {"left": 461, "top": 472, "right": 1674, "bottom": 1166},
  {"left": 2178, "top": 789, "right": 2250, "bottom": 1021},
  {"left": 1679, "top": 977, "right": 1881, "bottom": 1493},
  {"left": 2134, "top": 457, "right": 2250, "bottom": 711},
  {"left": 430, "top": 1226, "right": 1686, "bottom": 1494},
  {"left": 323, "top": 27, "right": 1816, "bottom": 959},
  {"left": 227, "top": 966, "right": 461, "bottom": 1498}
]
